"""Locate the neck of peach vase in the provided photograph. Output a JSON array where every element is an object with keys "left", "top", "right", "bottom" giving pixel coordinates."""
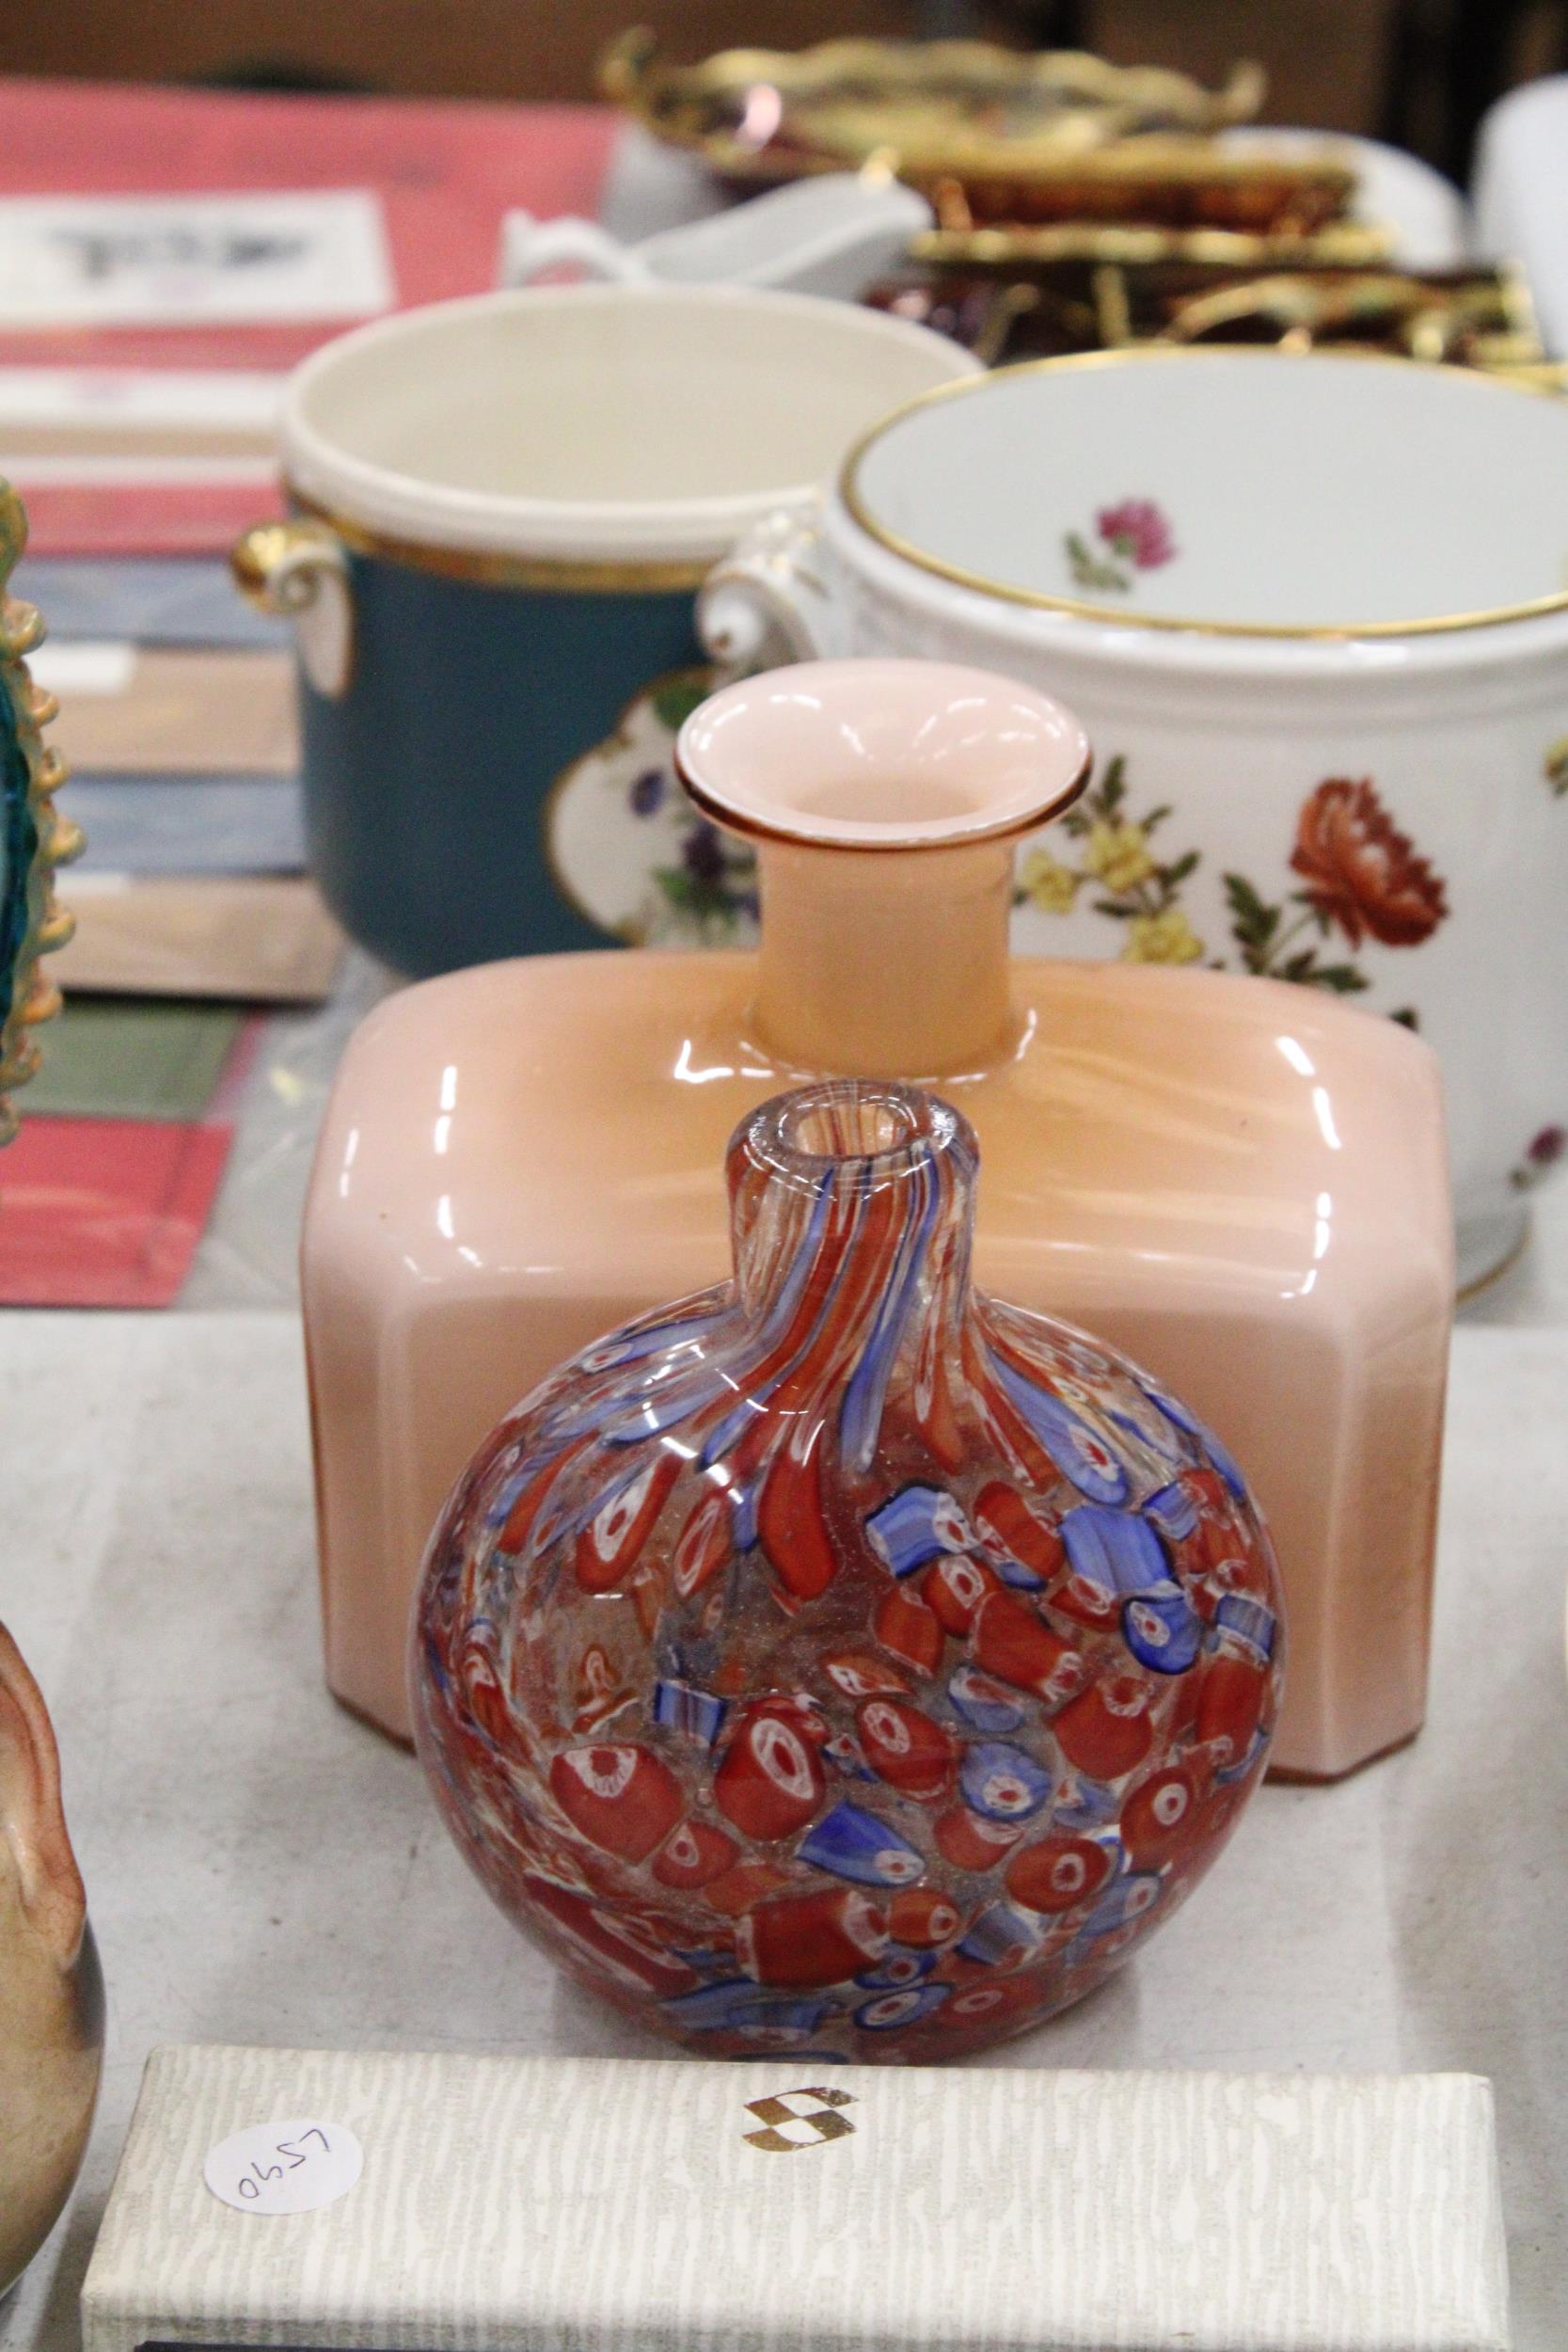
[{"left": 750, "top": 834, "right": 1021, "bottom": 1079}]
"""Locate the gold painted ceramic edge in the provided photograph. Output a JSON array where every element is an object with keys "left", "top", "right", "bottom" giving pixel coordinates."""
[
  {"left": 678, "top": 738, "right": 1093, "bottom": 854},
  {"left": 287, "top": 493, "right": 713, "bottom": 596},
  {"left": 1455, "top": 1209, "right": 1531, "bottom": 1305},
  {"left": 230, "top": 517, "right": 343, "bottom": 611},
  {"left": 0, "top": 480, "right": 79, "bottom": 1145},
  {"left": 540, "top": 662, "right": 718, "bottom": 946},
  {"left": 838, "top": 344, "right": 1568, "bottom": 642}
]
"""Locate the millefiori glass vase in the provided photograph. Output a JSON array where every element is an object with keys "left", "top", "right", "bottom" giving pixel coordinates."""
[{"left": 412, "top": 1079, "right": 1284, "bottom": 2059}]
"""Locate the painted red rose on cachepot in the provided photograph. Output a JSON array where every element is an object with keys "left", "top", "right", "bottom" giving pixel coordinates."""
[
  {"left": 1291, "top": 777, "right": 1449, "bottom": 949},
  {"left": 412, "top": 1081, "right": 1284, "bottom": 2061}
]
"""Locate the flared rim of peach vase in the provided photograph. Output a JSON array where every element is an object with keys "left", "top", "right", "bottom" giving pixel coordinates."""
[{"left": 675, "top": 658, "right": 1092, "bottom": 852}]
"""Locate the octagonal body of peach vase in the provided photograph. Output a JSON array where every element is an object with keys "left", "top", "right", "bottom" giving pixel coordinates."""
[{"left": 303, "top": 659, "right": 1452, "bottom": 1780}]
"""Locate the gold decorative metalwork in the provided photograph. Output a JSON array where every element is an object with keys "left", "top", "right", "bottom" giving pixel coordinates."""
[
  {"left": 839, "top": 345, "right": 1568, "bottom": 641},
  {"left": 912, "top": 220, "right": 1392, "bottom": 271},
  {"left": 885, "top": 250, "right": 1559, "bottom": 383},
  {"left": 230, "top": 517, "right": 345, "bottom": 613},
  {"left": 0, "top": 484, "right": 79, "bottom": 1145},
  {"left": 600, "top": 32, "right": 1353, "bottom": 230},
  {"left": 1155, "top": 258, "right": 1558, "bottom": 376}
]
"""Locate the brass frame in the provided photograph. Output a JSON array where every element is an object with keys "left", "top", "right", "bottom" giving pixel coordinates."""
[
  {"left": 598, "top": 31, "right": 1354, "bottom": 218},
  {"left": 911, "top": 221, "right": 1392, "bottom": 272}
]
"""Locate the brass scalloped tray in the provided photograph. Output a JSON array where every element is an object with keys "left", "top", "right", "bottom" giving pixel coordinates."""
[
  {"left": 0, "top": 485, "right": 78, "bottom": 1145},
  {"left": 867, "top": 259, "right": 1560, "bottom": 382},
  {"left": 912, "top": 220, "right": 1392, "bottom": 270},
  {"left": 601, "top": 32, "right": 1356, "bottom": 230}
]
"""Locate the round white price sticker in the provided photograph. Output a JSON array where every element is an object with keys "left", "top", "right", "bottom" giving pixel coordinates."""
[{"left": 203, "top": 2118, "right": 363, "bottom": 2216}]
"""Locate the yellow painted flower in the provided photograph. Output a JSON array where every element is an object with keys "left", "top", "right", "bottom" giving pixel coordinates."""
[
  {"left": 1083, "top": 818, "right": 1156, "bottom": 893},
  {"left": 1019, "top": 848, "right": 1080, "bottom": 914},
  {"left": 1123, "top": 908, "right": 1204, "bottom": 965}
]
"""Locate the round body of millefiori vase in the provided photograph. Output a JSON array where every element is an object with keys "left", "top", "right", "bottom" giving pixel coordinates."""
[{"left": 412, "top": 1080, "right": 1284, "bottom": 2061}]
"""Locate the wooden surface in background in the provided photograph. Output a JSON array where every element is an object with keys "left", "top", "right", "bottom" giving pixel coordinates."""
[
  {"left": 0, "top": 0, "right": 1396, "bottom": 127},
  {"left": 1092, "top": 0, "right": 1387, "bottom": 131},
  {"left": 0, "top": 1, "right": 924, "bottom": 103}
]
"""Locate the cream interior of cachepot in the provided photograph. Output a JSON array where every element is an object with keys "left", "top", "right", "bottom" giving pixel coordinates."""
[
  {"left": 282, "top": 285, "right": 978, "bottom": 560},
  {"left": 846, "top": 351, "right": 1568, "bottom": 632}
]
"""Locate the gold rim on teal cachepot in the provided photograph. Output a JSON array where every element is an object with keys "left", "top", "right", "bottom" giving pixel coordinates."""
[
  {"left": 231, "top": 283, "right": 979, "bottom": 979},
  {"left": 0, "top": 483, "right": 78, "bottom": 1146}
]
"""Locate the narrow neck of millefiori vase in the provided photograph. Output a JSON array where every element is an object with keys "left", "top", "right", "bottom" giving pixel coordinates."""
[
  {"left": 725, "top": 1085, "right": 977, "bottom": 1468},
  {"left": 752, "top": 833, "right": 1019, "bottom": 1078}
]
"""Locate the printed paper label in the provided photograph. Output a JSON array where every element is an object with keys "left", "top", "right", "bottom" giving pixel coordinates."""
[
  {"left": 203, "top": 2118, "right": 364, "bottom": 2216},
  {"left": 28, "top": 641, "right": 137, "bottom": 696},
  {"left": 0, "top": 366, "right": 283, "bottom": 429},
  {"left": 0, "top": 191, "right": 394, "bottom": 326}
]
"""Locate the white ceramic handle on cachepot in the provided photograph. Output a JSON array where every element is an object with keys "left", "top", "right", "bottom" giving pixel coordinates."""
[
  {"left": 497, "top": 213, "right": 652, "bottom": 289},
  {"left": 0, "top": 1623, "right": 103, "bottom": 2296},
  {"left": 230, "top": 517, "right": 354, "bottom": 700},
  {"left": 697, "top": 500, "right": 847, "bottom": 671}
]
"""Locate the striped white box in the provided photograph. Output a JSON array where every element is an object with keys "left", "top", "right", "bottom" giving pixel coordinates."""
[{"left": 82, "top": 2045, "right": 1510, "bottom": 2352}]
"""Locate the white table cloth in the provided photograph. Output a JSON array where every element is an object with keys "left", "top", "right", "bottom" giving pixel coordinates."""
[{"left": 0, "top": 1312, "right": 1563, "bottom": 2349}]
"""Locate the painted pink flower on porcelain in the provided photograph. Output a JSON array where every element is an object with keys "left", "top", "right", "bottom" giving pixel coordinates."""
[
  {"left": 1064, "top": 501, "right": 1178, "bottom": 595},
  {"left": 1096, "top": 501, "right": 1177, "bottom": 571}
]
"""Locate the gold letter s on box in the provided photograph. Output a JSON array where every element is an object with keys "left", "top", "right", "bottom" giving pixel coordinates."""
[{"left": 742, "top": 2088, "right": 856, "bottom": 2153}]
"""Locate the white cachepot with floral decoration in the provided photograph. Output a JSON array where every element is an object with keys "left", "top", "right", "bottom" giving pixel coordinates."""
[{"left": 693, "top": 347, "right": 1568, "bottom": 1295}]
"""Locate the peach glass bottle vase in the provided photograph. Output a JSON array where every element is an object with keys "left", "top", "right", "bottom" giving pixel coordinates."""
[
  {"left": 305, "top": 659, "right": 1450, "bottom": 1787},
  {"left": 412, "top": 1078, "right": 1285, "bottom": 2062}
]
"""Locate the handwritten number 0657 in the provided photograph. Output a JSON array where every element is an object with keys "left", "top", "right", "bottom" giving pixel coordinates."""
[{"left": 235, "top": 2126, "right": 331, "bottom": 2199}]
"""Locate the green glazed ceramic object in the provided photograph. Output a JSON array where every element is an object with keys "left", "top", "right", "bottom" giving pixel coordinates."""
[{"left": 0, "top": 482, "right": 79, "bottom": 1146}]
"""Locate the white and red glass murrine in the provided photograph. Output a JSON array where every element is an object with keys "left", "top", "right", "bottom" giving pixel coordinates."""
[{"left": 411, "top": 1080, "right": 1285, "bottom": 2060}]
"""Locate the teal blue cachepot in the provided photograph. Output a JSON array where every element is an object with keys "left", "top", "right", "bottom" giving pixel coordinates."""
[
  {"left": 232, "top": 283, "right": 978, "bottom": 977},
  {"left": 298, "top": 552, "right": 705, "bottom": 973}
]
